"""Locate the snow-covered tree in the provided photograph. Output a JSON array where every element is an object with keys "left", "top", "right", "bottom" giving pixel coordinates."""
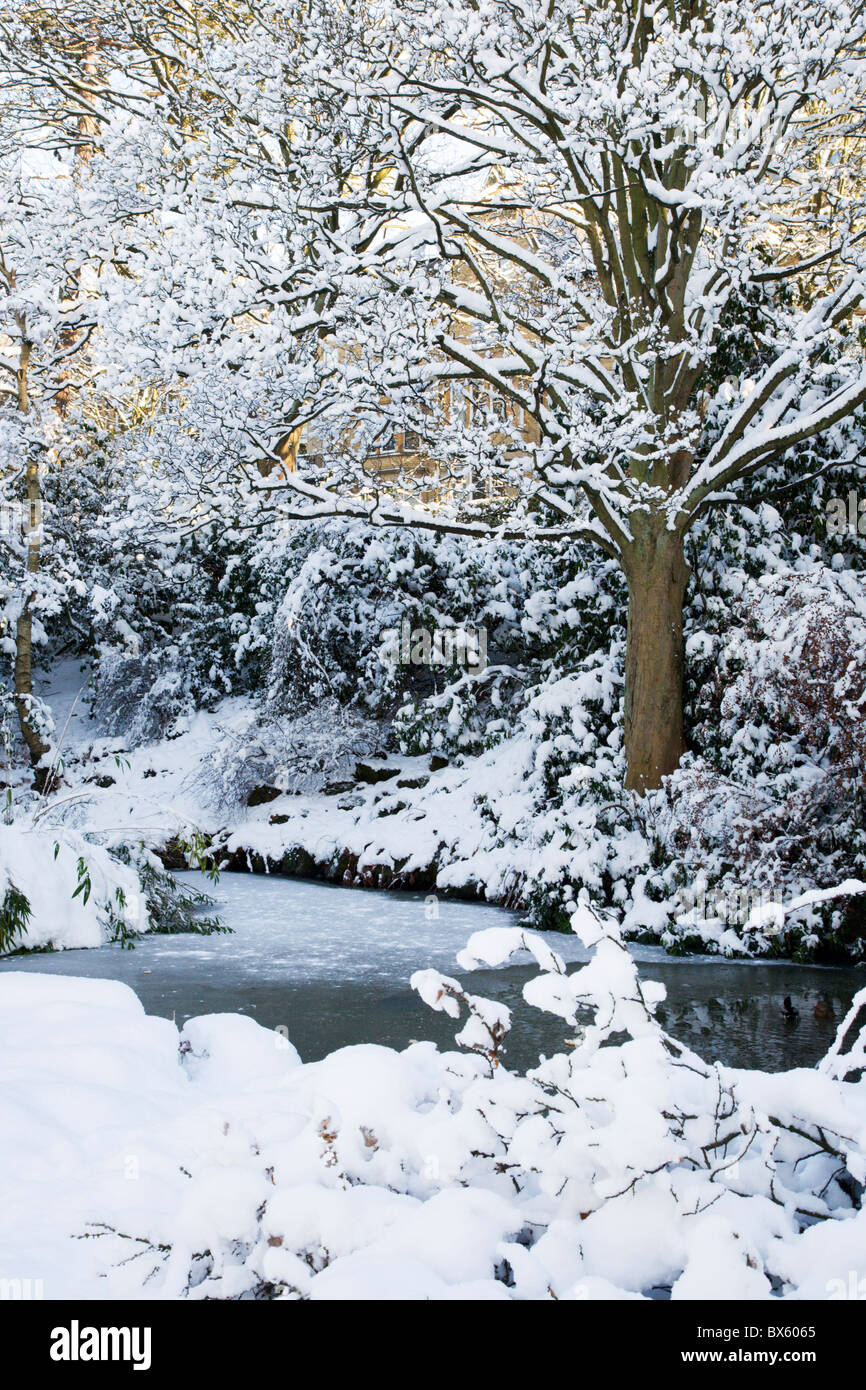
[
  {"left": 319, "top": 0, "right": 866, "bottom": 791},
  {"left": 0, "top": 25, "right": 108, "bottom": 774},
  {"left": 140, "top": 0, "right": 865, "bottom": 792},
  {"left": 69, "top": 0, "right": 444, "bottom": 512},
  {"left": 7, "top": 1, "right": 866, "bottom": 796}
]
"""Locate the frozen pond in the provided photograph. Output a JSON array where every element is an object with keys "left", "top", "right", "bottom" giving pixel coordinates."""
[{"left": 1, "top": 871, "right": 859, "bottom": 1071}]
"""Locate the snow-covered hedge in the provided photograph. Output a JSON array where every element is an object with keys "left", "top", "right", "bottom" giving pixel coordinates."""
[{"left": 3, "top": 904, "right": 863, "bottom": 1300}]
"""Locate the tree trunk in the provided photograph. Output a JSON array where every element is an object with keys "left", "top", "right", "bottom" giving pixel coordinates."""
[
  {"left": 11, "top": 43, "right": 99, "bottom": 783},
  {"left": 622, "top": 520, "right": 689, "bottom": 793},
  {"left": 11, "top": 330, "right": 49, "bottom": 776},
  {"left": 13, "top": 458, "right": 50, "bottom": 775}
]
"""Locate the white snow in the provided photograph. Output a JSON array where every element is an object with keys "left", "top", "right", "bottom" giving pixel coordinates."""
[{"left": 1, "top": 899, "right": 864, "bottom": 1301}]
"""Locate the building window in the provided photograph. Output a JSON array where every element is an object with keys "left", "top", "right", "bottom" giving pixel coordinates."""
[
  {"left": 372, "top": 425, "right": 396, "bottom": 453},
  {"left": 468, "top": 385, "right": 507, "bottom": 425}
]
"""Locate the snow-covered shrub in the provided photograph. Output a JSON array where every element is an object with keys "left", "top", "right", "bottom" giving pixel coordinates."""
[
  {"left": 89, "top": 647, "right": 193, "bottom": 746},
  {"left": 653, "top": 563, "right": 866, "bottom": 958},
  {"left": 196, "top": 700, "right": 383, "bottom": 809},
  {"left": 0, "top": 825, "right": 146, "bottom": 952},
  {"left": 30, "top": 434, "right": 275, "bottom": 744},
  {"left": 83, "top": 514, "right": 270, "bottom": 744},
  {"left": 0, "top": 824, "right": 221, "bottom": 953},
  {"left": 262, "top": 520, "right": 550, "bottom": 730},
  {"left": 391, "top": 540, "right": 625, "bottom": 762}
]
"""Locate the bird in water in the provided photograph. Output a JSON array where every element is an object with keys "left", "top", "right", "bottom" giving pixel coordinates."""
[
  {"left": 781, "top": 996, "right": 799, "bottom": 1021},
  {"left": 813, "top": 998, "right": 836, "bottom": 1021}
]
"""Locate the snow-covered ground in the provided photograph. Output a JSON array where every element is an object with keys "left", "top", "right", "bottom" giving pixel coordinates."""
[
  {"left": 24, "top": 660, "right": 617, "bottom": 912},
  {"left": 0, "top": 970, "right": 529, "bottom": 1300}
]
